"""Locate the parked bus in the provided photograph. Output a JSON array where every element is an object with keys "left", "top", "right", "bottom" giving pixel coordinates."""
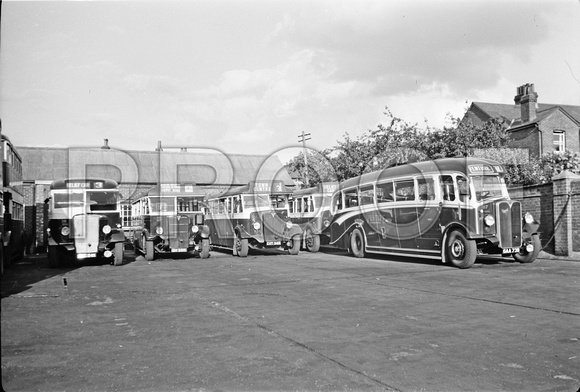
[
  {"left": 46, "top": 178, "right": 125, "bottom": 267},
  {"left": 328, "top": 157, "right": 541, "bottom": 269},
  {"left": 1, "top": 130, "right": 25, "bottom": 274},
  {"left": 131, "top": 184, "right": 210, "bottom": 260},
  {"left": 289, "top": 182, "right": 338, "bottom": 252},
  {"left": 205, "top": 180, "right": 302, "bottom": 257}
]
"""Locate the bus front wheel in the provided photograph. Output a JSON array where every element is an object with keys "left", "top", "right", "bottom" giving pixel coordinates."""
[
  {"left": 513, "top": 234, "right": 541, "bottom": 263},
  {"left": 305, "top": 229, "right": 320, "bottom": 253},
  {"left": 200, "top": 239, "right": 210, "bottom": 259},
  {"left": 144, "top": 236, "right": 155, "bottom": 261},
  {"left": 288, "top": 235, "right": 300, "bottom": 255},
  {"left": 236, "top": 237, "right": 248, "bottom": 258},
  {"left": 48, "top": 246, "right": 60, "bottom": 268},
  {"left": 113, "top": 242, "right": 124, "bottom": 266},
  {"left": 446, "top": 230, "right": 476, "bottom": 269},
  {"left": 350, "top": 228, "right": 365, "bottom": 258}
]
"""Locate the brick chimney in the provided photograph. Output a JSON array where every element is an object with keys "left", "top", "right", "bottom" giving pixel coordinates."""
[{"left": 514, "top": 83, "right": 538, "bottom": 123}]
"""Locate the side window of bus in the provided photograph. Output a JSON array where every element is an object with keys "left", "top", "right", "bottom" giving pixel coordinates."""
[
  {"left": 303, "top": 197, "right": 312, "bottom": 212},
  {"left": 376, "top": 181, "right": 394, "bottom": 203},
  {"left": 344, "top": 188, "right": 358, "bottom": 208},
  {"left": 218, "top": 199, "right": 226, "bottom": 214},
  {"left": 417, "top": 177, "right": 436, "bottom": 201},
  {"left": 359, "top": 185, "right": 374, "bottom": 205},
  {"left": 394, "top": 179, "right": 415, "bottom": 201},
  {"left": 232, "top": 196, "right": 242, "bottom": 213},
  {"left": 457, "top": 176, "right": 470, "bottom": 202},
  {"left": 332, "top": 193, "right": 342, "bottom": 211},
  {"left": 440, "top": 175, "right": 455, "bottom": 201}
]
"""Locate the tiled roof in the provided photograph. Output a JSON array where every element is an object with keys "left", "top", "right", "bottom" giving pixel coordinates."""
[
  {"left": 470, "top": 102, "right": 580, "bottom": 127},
  {"left": 18, "top": 147, "right": 294, "bottom": 187}
]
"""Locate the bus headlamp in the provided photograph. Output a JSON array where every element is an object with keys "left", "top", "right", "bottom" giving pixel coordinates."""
[
  {"left": 102, "top": 225, "right": 112, "bottom": 234},
  {"left": 156, "top": 226, "right": 164, "bottom": 235},
  {"left": 525, "top": 243, "right": 534, "bottom": 253},
  {"left": 323, "top": 220, "right": 330, "bottom": 227},
  {"left": 61, "top": 226, "right": 70, "bottom": 236},
  {"left": 285, "top": 221, "right": 293, "bottom": 229},
  {"left": 484, "top": 215, "right": 495, "bottom": 227},
  {"left": 191, "top": 225, "right": 199, "bottom": 234},
  {"left": 253, "top": 222, "right": 261, "bottom": 230},
  {"left": 524, "top": 213, "right": 534, "bottom": 224}
]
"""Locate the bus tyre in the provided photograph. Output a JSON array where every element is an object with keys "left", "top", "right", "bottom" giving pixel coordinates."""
[
  {"left": 48, "top": 246, "right": 59, "bottom": 268},
  {"left": 288, "top": 235, "right": 300, "bottom": 255},
  {"left": 236, "top": 237, "right": 248, "bottom": 258},
  {"left": 200, "top": 239, "right": 210, "bottom": 259},
  {"left": 513, "top": 234, "right": 541, "bottom": 264},
  {"left": 350, "top": 228, "right": 365, "bottom": 258},
  {"left": 446, "top": 230, "right": 476, "bottom": 269},
  {"left": 113, "top": 242, "right": 124, "bottom": 266},
  {"left": 305, "top": 230, "right": 320, "bottom": 253},
  {"left": 145, "top": 239, "right": 155, "bottom": 261}
]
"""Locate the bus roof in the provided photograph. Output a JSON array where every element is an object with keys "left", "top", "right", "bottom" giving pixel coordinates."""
[
  {"left": 292, "top": 182, "right": 339, "bottom": 197},
  {"left": 145, "top": 184, "right": 207, "bottom": 197},
  {"left": 339, "top": 157, "right": 504, "bottom": 190},
  {"left": 207, "top": 180, "right": 293, "bottom": 199},
  {"left": 50, "top": 178, "right": 119, "bottom": 190}
]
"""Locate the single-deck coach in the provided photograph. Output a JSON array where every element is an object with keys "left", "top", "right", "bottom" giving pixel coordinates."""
[
  {"left": 205, "top": 181, "right": 302, "bottom": 257},
  {"left": 328, "top": 157, "right": 540, "bottom": 268}
]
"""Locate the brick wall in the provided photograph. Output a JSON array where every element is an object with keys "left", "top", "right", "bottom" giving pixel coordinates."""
[
  {"left": 511, "top": 171, "right": 580, "bottom": 256},
  {"left": 508, "top": 127, "right": 540, "bottom": 157},
  {"left": 539, "top": 110, "right": 580, "bottom": 154},
  {"left": 508, "top": 183, "right": 554, "bottom": 252},
  {"left": 572, "top": 179, "right": 580, "bottom": 251}
]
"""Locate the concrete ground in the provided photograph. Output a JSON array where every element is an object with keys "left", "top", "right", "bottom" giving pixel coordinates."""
[{"left": 1, "top": 248, "right": 579, "bottom": 392}]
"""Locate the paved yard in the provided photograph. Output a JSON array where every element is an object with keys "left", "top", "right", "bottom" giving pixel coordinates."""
[{"left": 2, "top": 249, "right": 579, "bottom": 391}]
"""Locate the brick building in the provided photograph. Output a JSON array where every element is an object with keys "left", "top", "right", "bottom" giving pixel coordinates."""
[
  {"left": 462, "top": 83, "right": 580, "bottom": 157},
  {"left": 17, "top": 143, "right": 295, "bottom": 252}
]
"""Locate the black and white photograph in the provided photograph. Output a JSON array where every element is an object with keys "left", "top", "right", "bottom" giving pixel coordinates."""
[{"left": 1, "top": 1, "right": 579, "bottom": 391}]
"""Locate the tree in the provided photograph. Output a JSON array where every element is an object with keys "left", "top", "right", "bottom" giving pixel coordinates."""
[{"left": 285, "top": 148, "right": 337, "bottom": 188}]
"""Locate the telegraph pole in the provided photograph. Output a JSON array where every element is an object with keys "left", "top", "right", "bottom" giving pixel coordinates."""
[{"left": 297, "top": 131, "right": 311, "bottom": 187}]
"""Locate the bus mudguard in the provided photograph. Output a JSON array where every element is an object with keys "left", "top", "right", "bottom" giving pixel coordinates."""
[
  {"left": 199, "top": 225, "right": 211, "bottom": 239},
  {"left": 286, "top": 224, "right": 302, "bottom": 240}
]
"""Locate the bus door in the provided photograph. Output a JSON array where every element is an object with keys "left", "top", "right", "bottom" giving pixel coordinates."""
[
  {"left": 391, "top": 179, "right": 419, "bottom": 250},
  {"left": 374, "top": 181, "right": 399, "bottom": 249},
  {"left": 415, "top": 176, "right": 442, "bottom": 250},
  {"left": 213, "top": 198, "right": 235, "bottom": 244}
]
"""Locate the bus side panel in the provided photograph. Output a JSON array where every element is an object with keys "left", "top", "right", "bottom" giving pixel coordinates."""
[
  {"left": 207, "top": 214, "right": 235, "bottom": 248},
  {"left": 415, "top": 206, "right": 443, "bottom": 250}
]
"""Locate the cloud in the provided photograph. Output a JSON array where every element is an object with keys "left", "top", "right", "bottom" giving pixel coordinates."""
[{"left": 268, "top": 0, "right": 556, "bottom": 94}]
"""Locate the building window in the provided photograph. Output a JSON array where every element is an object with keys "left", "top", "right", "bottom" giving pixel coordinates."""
[{"left": 553, "top": 131, "right": 566, "bottom": 152}]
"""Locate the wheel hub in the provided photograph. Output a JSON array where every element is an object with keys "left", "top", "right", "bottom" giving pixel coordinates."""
[{"left": 451, "top": 240, "right": 465, "bottom": 258}]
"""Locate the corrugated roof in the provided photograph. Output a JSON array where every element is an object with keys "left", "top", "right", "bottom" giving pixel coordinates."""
[{"left": 18, "top": 147, "right": 294, "bottom": 187}]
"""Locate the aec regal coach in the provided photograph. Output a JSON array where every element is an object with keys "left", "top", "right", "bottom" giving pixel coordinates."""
[{"left": 328, "top": 157, "right": 541, "bottom": 268}]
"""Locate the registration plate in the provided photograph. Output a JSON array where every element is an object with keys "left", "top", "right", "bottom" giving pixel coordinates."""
[
  {"left": 266, "top": 241, "right": 281, "bottom": 246},
  {"left": 171, "top": 248, "right": 187, "bottom": 253},
  {"left": 502, "top": 247, "right": 518, "bottom": 254}
]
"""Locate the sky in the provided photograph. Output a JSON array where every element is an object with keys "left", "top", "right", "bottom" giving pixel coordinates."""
[{"left": 1, "top": 0, "right": 579, "bottom": 164}]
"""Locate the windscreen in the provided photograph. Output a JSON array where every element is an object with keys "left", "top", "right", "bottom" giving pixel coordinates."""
[
  {"left": 53, "top": 191, "right": 84, "bottom": 208},
  {"left": 471, "top": 175, "right": 506, "bottom": 201},
  {"left": 87, "top": 191, "right": 119, "bottom": 211},
  {"left": 148, "top": 197, "right": 176, "bottom": 213},
  {"left": 243, "top": 194, "right": 270, "bottom": 209}
]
